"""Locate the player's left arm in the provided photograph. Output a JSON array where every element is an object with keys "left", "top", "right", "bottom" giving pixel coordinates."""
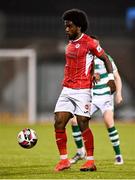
[
  {"left": 99, "top": 52, "right": 116, "bottom": 94},
  {"left": 90, "top": 39, "right": 116, "bottom": 94},
  {"left": 113, "top": 70, "right": 123, "bottom": 104}
]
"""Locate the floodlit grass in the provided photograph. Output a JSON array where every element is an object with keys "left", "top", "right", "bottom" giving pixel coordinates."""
[{"left": 0, "top": 121, "right": 135, "bottom": 179}]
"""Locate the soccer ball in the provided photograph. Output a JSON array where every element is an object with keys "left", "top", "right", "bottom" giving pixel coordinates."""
[{"left": 17, "top": 128, "right": 38, "bottom": 149}]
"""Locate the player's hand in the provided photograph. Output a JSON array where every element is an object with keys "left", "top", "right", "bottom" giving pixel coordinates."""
[
  {"left": 115, "top": 93, "right": 123, "bottom": 105},
  {"left": 107, "top": 80, "right": 116, "bottom": 94},
  {"left": 107, "top": 73, "right": 116, "bottom": 94},
  {"left": 93, "top": 73, "right": 100, "bottom": 85}
]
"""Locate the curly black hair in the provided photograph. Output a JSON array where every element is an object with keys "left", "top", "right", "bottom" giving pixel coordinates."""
[{"left": 62, "top": 8, "right": 89, "bottom": 33}]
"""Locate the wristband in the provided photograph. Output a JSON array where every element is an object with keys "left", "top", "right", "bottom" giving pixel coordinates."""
[{"left": 108, "top": 73, "right": 114, "bottom": 80}]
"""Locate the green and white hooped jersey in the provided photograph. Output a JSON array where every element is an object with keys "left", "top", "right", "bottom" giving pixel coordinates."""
[{"left": 93, "top": 55, "right": 117, "bottom": 96}]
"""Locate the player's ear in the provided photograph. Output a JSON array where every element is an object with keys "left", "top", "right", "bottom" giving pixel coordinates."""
[{"left": 77, "top": 26, "right": 81, "bottom": 32}]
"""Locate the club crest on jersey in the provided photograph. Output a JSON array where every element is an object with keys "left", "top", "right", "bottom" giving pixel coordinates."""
[
  {"left": 85, "top": 104, "right": 89, "bottom": 110},
  {"left": 96, "top": 45, "right": 102, "bottom": 52},
  {"left": 75, "top": 43, "right": 80, "bottom": 48},
  {"left": 84, "top": 104, "right": 90, "bottom": 113}
]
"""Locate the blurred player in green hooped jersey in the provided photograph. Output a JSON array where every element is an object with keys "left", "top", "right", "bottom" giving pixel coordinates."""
[{"left": 70, "top": 54, "right": 124, "bottom": 165}]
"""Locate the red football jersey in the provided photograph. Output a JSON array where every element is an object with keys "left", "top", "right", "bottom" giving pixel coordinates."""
[{"left": 62, "top": 33, "right": 104, "bottom": 88}]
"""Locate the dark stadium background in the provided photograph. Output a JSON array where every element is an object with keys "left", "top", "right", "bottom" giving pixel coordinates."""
[{"left": 0, "top": 0, "right": 134, "bottom": 122}]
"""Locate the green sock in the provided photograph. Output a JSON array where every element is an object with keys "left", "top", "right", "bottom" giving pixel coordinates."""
[
  {"left": 108, "top": 126, "right": 121, "bottom": 155},
  {"left": 72, "top": 125, "right": 83, "bottom": 149}
]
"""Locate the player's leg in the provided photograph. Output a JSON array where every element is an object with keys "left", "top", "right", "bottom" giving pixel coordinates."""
[
  {"left": 103, "top": 110, "right": 124, "bottom": 165},
  {"left": 54, "top": 111, "right": 72, "bottom": 171},
  {"left": 77, "top": 115, "right": 96, "bottom": 171},
  {"left": 69, "top": 88, "right": 96, "bottom": 171},
  {"left": 69, "top": 102, "right": 98, "bottom": 165},
  {"left": 54, "top": 88, "right": 75, "bottom": 171},
  {"left": 70, "top": 116, "right": 85, "bottom": 164}
]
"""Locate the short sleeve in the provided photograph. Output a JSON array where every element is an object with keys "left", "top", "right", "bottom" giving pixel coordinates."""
[{"left": 88, "top": 38, "right": 104, "bottom": 57}]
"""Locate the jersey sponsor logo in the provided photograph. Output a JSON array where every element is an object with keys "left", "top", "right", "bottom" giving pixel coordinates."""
[
  {"left": 75, "top": 43, "right": 80, "bottom": 48},
  {"left": 96, "top": 45, "right": 102, "bottom": 52},
  {"left": 66, "top": 51, "right": 77, "bottom": 59}
]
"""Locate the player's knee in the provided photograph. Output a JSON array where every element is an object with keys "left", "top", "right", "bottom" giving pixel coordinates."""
[
  {"left": 54, "top": 113, "right": 65, "bottom": 130},
  {"left": 77, "top": 117, "right": 90, "bottom": 132}
]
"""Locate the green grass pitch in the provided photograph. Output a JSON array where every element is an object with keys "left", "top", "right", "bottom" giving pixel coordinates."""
[{"left": 0, "top": 121, "right": 135, "bottom": 179}]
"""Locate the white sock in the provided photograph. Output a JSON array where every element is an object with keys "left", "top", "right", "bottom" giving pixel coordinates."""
[
  {"left": 60, "top": 154, "right": 68, "bottom": 160},
  {"left": 86, "top": 156, "right": 94, "bottom": 160}
]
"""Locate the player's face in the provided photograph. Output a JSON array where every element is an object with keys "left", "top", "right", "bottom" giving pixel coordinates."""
[{"left": 64, "top": 20, "right": 81, "bottom": 40}]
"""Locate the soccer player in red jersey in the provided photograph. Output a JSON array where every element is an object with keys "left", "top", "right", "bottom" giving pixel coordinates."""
[{"left": 54, "top": 8, "right": 116, "bottom": 172}]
